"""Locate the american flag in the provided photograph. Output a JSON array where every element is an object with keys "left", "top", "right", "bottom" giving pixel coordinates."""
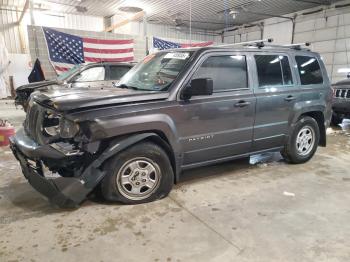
[
  {"left": 43, "top": 27, "right": 134, "bottom": 74},
  {"left": 153, "top": 37, "right": 213, "bottom": 50}
]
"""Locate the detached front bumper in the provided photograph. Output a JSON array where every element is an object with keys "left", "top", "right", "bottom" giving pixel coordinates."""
[{"left": 9, "top": 128, "right": 105, "bottom": 208}]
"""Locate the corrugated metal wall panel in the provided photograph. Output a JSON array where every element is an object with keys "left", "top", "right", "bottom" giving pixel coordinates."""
[
  {"left": 30, "top": 12, "right": 104, "bottom": 32},
  {"left": 0, "top": 9, "right": 22, "bottom": 53},
  {"left": 0, "top": 11, "right": 105, "bottom": 54}
]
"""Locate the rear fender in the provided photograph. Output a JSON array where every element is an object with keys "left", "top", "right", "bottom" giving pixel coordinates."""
[{"left": 289, "top": 105, "right": 328, "bottom": 147}]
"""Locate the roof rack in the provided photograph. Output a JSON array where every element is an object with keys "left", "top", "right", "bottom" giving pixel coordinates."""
[
  {"left": 215, "top": 39, "right": 311, "bottom": 51},
  {"left": 261, "top": 42, "right": 311, "bottom": 51},
  {"left": 283, "top": 42, "right": 311, "bottom": 50},
  {"left": 217, "top": 38, "right": 274, "bottom": 48}
]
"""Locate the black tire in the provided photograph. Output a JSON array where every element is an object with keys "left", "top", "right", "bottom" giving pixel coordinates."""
[
  {"left": 281, "top": 116, "right": 320, "bottom": 164},
  {"left": 100, "top": 141, "right": 173, "bottom": 204},
  {"left": 331, "top": 114, "right": 343, "bottom": 126}
]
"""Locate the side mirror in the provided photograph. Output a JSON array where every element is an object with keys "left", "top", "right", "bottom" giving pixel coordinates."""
[{"left": 181, "top": 78, "right": 213, "bottom": 100}]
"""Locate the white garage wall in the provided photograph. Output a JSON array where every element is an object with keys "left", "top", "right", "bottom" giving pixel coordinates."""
[
  {"left": 223, "top": 4, "right": 350, "bottom": 83},
  {"left": 24, "top": 12, "right": 104, "bottom": 32},
  {"left": 0, "top": 9, "right": 23, "bottom": 54},
  {"left": 0, "top": 11, "right": 105, "bottom": 54},
  {"left": 263, "top": 17, "right": 293, "bottom": 45},
  {"left": 293, "top": 13, "right": 350, "bottom": 83}
]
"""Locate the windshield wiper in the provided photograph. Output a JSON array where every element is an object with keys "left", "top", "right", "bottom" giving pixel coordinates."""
[{"left": 117, "top": 84, "right": 138, "bottom": 90}]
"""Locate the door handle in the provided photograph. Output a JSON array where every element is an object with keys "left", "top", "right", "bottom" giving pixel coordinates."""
[
  {"left": 234, "top": 100, "right": 250, "bottom": 107},
  {"left": 284, "top": 95, "right": 296, "bottom": 102}
]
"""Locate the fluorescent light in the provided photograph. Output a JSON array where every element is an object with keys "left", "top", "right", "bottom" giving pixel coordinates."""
[
  {"left": 231, "top": 55, "right": 244, "bottom": 60},
  {"left": 301, "top": 58, "right": 315, "bottom": 68},
  {"left": 270, "top": 58, "right": 280, "bottom": 64},
  {"left": 269, "top": 56, "right": 284, "bottom": 64},
  {"left": 337, "top": 68, "right": 350, "bottom": 73}
]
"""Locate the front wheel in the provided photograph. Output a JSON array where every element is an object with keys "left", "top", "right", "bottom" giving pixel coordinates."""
[
  {"left": 100, "top": 141, "right": 173, "bottom": 204},
  {"left": 281, "top": 116, "right": 320, "bottom": 164},
  {"left": 331, "top": 114, "right": 343, "bottom": 126}
]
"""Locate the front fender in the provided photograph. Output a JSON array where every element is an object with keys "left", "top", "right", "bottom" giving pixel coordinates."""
[
  {"left": 88, "top": 113, "right": 179, "bottom": 152},
  {"left": 97, "top": 132, "right": 179, "bottom": 183}
]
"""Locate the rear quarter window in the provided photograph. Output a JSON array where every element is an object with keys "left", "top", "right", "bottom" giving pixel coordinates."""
[{"left": 295, "top": 56, "right": 323, "bottom": 85}]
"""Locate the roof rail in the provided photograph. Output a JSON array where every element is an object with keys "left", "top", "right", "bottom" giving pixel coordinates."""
[
  {"left": 217, "top": 38, "right": 274, "bottom": 48},
  {"left": 283, "top": 42, "right": 311, "bottom": 50},
  {"left": 261, "top": 42, "right": 311, "bottom": 51},
  {"left": 215, "top": 39, "right": 311, "bottom": 51}
]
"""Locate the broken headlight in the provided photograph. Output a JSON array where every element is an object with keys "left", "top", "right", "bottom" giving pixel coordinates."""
[
  {"left": 43, "top": 112, "right": 60, "bottom": 137},
  {"left": 59, "top": 118, "right": 80, "bottom": 138}
]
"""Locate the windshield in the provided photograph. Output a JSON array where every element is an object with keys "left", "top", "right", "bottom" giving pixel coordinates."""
[
  {"left": 118, "top": 51, "right": 194, "bottom": 91},
  {"left": 56, "top": 64, "right": 81, "bottom": 81}
]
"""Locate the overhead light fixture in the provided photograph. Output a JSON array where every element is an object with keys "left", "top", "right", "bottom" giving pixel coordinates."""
[
  {"left": 229, "top": 10, "right": 239, "bottom": 20},
  {"left": 75, "top": 6, "right": 87, "bottom": 13},
  {"left": 301, "top": 58, "right": 316, "bottom": 68},
  {"left": 118, "top": 6, "right": 143, "bottom": 13},
  {"left": 338, "top": 68, "right": 350, "bottom": 73},
  {"left": 270, "top": 56, "right": 284, "bottom": 64}
]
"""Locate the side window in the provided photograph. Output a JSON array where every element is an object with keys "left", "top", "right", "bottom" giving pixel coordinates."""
[
  {"left": 295, "top": 56, "right": 323, "bottom": 85},
  {"left": 193, "top": 55, "right": 248, "bottom": 92},
  {"left": 72, "top": 66, "right": 105, "bottom": 82},
  {"left": 255, "top": 55, "right": 293, "bottom": 87},
  {"left": 110, "top": 66, "right": 131, "bottom": 80}
]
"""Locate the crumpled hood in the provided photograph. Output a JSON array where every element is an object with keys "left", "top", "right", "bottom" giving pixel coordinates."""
[
  {"left": 16, "top": 80, "right": 60, "bottom": 91},
  {"left": 33, "top": 88, "right": 169, "bottom": 111}
]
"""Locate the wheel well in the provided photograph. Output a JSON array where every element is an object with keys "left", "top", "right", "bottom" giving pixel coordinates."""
[
  {"left": 102, "top": 131, "right": 178, "bottom": 183},
  {"left": 144, "top": 133, "right": 177, "bottom": 179},
  {"left": 299, "top": 111, "right": 326, "bottom": 147}
]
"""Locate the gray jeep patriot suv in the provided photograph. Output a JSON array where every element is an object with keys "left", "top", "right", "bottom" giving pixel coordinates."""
[{"left": 10, "top": 43, "right": 332, "bottom": 208}]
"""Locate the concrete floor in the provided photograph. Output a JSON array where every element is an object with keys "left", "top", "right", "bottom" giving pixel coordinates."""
[{"left": 1, "top": 99, "right": 350, "bottom": 262}]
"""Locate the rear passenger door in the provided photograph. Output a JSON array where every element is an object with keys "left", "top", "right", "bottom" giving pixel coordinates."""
[{"left": 252, "top": 53, "right": 299, "bottom": 152}]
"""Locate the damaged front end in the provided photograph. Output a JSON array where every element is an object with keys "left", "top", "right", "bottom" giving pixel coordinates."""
[{"left": 10, "top": 100, "right": 109, "bottom": 208}]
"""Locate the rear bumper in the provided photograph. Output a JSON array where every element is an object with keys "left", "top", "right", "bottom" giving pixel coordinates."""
[{"left": 9, "top": 129, "right": 101, "bottom": 208}]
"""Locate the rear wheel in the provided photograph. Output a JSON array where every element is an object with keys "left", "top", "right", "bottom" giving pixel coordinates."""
[
  {"left": 101, "top": 141, "right": 173, "bottom": 204},
  {"left": 282, "top": 116, "right": 320, "bottom": 164}
]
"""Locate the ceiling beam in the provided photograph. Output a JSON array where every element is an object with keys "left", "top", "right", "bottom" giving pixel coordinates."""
[
  {"left": 104, "top": 11, "right": 145, "bottom": 32},
  {"left": 293, "top": 0, "right": 331, "bottom": 5},
  {"left": 18, "top": 0, "right": 29, "bottom": 23}
]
